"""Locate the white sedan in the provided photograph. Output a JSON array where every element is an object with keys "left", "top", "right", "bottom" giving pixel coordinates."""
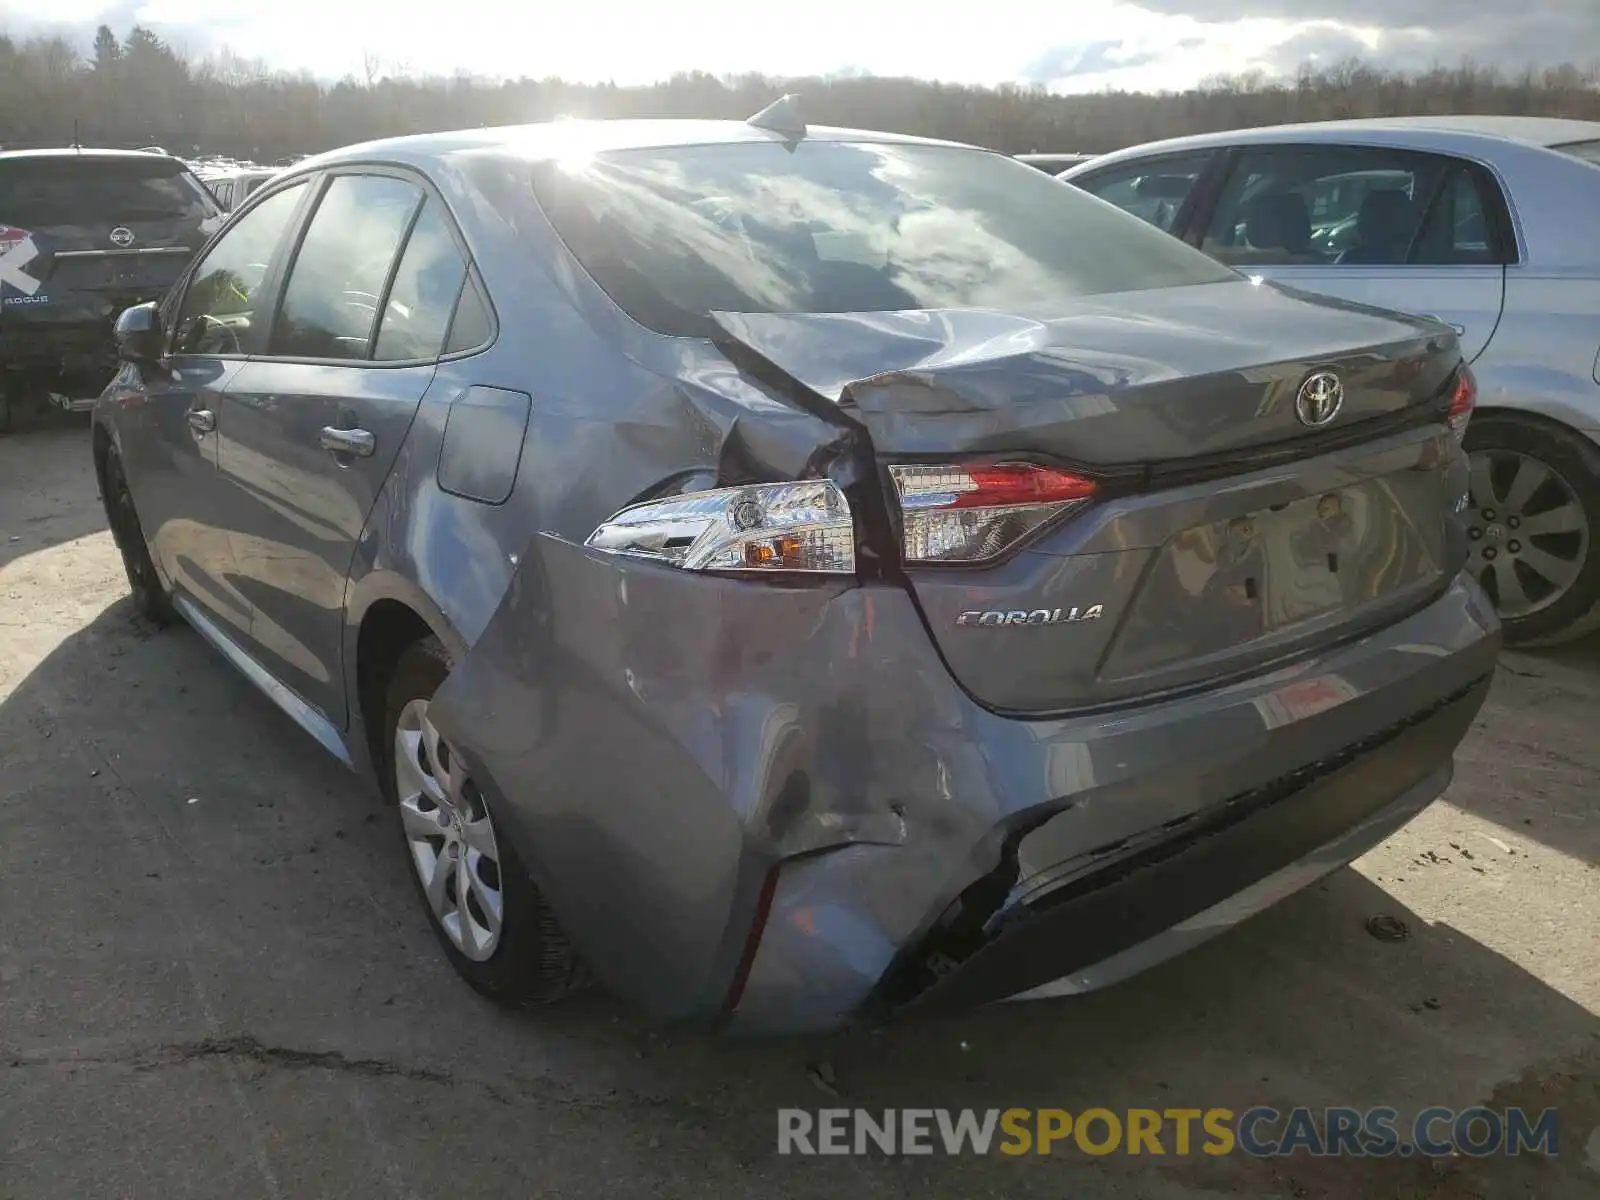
[{"left": 1064, "top": 115, "right": 1600, "bottom": 645}]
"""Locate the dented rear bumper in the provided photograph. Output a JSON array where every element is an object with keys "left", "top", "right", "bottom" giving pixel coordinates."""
[{"left": 427, "top": 538, "right": 1499, "bottom": 1033}]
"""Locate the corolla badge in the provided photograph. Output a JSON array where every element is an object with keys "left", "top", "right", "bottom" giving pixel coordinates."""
[
  {"left": 109, "top": 226, "right": 135, "bottom": 248},
  {"left": 1295, "top": 370, "right": 1343, "bottom": 427},
  {"left": 956, "top": 605, "right": 1104, "bottom": 628}
]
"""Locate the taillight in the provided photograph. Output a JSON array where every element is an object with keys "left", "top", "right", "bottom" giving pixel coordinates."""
[
  {"left": 888, "top": 462, "right": 1097, "bottom": 564},
  {"left": 1448, "top": 366, "right": 1476, "bottom": 441},
  {"left": 585, "top": 479, "right": 855, "bottom": 574}
]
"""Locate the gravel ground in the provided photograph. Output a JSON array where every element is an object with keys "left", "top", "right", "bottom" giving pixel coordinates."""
[{"left": 2, "top": 422, "right": 1596, "bottom": 1200}]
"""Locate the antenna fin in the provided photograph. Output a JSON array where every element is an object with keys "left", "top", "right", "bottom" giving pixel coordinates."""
[{"left": 746, "top": 94, "right": 806, "bottom": 141}]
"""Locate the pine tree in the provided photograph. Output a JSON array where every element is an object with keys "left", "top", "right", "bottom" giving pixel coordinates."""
[{"left": 92, "top": 25, "right": 121, "bottom": 73}]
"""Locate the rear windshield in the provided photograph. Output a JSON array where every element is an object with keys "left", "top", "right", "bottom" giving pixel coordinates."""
[
  {"left": 0, "top": 157, "right": 219, "bottom": 228},
  {"left": 531, "top": 140, "right": 1235, "bottom": 336},
  {"left": 1554, "top": 139, "right": 1600, "bottom": 167}
]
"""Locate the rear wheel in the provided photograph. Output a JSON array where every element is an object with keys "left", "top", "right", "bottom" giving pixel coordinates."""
[
  {"left": 101, "top": 447, "right": 176, "bottom": 626},
  {"left": 381, "top": 637, "right": 588, "bottom": 1006},
  {"left": 1463, "top": 414, "right": 1600, "bottom": 646}
]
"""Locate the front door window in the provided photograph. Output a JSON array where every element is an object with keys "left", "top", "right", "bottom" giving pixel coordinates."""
[{"left": 172, "top": 181, "right": 308, "bottom": 356}]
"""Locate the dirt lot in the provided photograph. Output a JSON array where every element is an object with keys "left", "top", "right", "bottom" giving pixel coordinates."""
[{"left": 1, "top": 422, "right": 1597, "bottom": 1200}]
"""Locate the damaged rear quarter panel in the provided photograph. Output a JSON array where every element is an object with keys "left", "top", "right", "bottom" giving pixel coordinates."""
[{"left": 426, "top": 552, "right": 1004, "bottom": 1021}]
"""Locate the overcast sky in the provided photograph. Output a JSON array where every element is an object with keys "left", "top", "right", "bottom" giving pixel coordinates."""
[{"left": 5, "top": 1, "right": 1598, "bottom": 92}]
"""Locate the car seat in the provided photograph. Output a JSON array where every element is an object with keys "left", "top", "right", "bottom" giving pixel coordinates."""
[{"left": 1338, "top": 189, "right": 1416, "bottom": 265}]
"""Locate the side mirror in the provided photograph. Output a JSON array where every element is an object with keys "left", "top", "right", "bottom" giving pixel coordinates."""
[{"left": 114, "top": 301, "right": 166, "bottom": 364}]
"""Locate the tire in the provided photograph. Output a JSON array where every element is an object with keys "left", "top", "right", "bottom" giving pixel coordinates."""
[
  {"left": 101, "top": 447, "right": 177, "bottom": 626},
  {"left": 380, "top": 636, "right": 588, "bottom": 1006},
  {"left": 1462, "top": 413, "right": 1600, "bottom": 647}
]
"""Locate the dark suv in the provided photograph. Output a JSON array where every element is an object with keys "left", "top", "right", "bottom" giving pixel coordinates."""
[{"left": 0, "top": 148, "right": 221, "bottom": 430}]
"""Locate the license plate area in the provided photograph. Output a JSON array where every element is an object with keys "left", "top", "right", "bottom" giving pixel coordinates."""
[
  {"left": 47, "top": 256, "right": 184, "bottom": 300},
  {"left": 1100, "top": 476, "right": 1445, "bottom": 682},
  {"left": 1196, "top": 491, "right": 1360, "bottom": 630}
]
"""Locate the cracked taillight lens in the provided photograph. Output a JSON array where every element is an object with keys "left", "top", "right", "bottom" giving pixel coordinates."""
[
  {"left": 889, "top": 462, "right": 1097, "bottom": 564},
  {"left": 586, "top": 479, "right": 855, "bottom": 574}
]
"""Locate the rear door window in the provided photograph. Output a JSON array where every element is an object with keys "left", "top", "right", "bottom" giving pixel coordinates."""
[
  {"left": 1412, "top": 168, "right": 1498, "bottom": 264},
  {"left": 269, "top": 174, "right": 423, "bottom": 361},
  {"left": 373, "top": 199, "right": 468, "bottom": 362},
  {"left": 0, "top": 157, "right": 219, "bottom": 228},
  {"left": 1200, "top": 146, "right": 1455, "bottom": 266},
  {"left": 443, "top": 275, "right": 493, "bottom": 354}
]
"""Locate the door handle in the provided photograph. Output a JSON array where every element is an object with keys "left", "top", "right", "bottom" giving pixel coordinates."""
[
  {"left": 319, "top": 426, "right": 375, "bottom": 458},
  {"left": 188, "top": 408, "right": 215, "bottom": 434}
]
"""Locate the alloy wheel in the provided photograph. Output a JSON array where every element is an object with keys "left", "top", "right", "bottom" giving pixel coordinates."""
[
  {"left": 1466, "top": 447, "right": 1590, "bottom": 619},
  {"left": 393, "top": 698, "right": 505, "bottom": 961}
]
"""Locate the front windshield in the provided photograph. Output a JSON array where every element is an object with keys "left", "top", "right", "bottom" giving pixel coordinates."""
[{"left": 531, "top": 139, "right": 1236, "bottom": 336}]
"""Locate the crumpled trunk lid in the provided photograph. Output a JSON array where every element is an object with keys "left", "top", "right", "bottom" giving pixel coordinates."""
[
  {"left": 711, "top": 280, "right": 1456, "bottom": 463},
  {"left": 711, "top": 280, "right": 1468, "bottom": 713}
]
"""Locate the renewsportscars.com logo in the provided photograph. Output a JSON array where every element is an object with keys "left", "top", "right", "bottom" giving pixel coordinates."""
[{"left": 777, "top": 1106, "right": 1561, "bottom": 1158}]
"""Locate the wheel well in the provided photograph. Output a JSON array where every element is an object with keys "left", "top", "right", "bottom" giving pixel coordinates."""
[
  {"left": 92, "top": 424, "right": 113, "bottom": 487},
  {"left": 356, "top": 599, "right": 436, "bottom": 768},
  {"left": 1466, "top": 405, "right": 1600, "bottom": 466},
  {"left": 1471, "top": 404, "right": 1543, "bottom": 423},
  {"left": 1471, "top": 405, "right": 1588, "bottom": 439}
]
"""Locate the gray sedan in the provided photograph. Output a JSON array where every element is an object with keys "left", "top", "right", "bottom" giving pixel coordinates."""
[
  {"left": 93, "top": 109, "right": 1499, "bottom": 1032},
  {"left": 1064, "top": 116, "right": 1600, "bottom": 645}
]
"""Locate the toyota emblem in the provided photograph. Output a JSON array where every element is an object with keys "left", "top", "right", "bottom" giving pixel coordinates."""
[
  {"left": 1296, "top": 371, "right": 1343, "bottom": 427},
  {"left": 109, "top": 226, "right": 135, "bottom": 248}
]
